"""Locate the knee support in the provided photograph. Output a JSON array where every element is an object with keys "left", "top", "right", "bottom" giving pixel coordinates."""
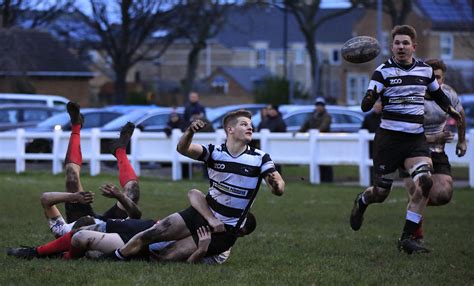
[
  {"left": 409, "top": 162, "right": 433, "bottom": 197},
  {"left": 373, "top": 173, "right": 394, "bottom": 202}
]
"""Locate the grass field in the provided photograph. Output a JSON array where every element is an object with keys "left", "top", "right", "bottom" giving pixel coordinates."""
[{"left": 0, "top": 170, "right": 473, "bottom": 285}]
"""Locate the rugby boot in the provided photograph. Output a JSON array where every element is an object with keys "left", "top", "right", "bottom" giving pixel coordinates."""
[
  {"left": 66, "top": 102, "right": 84, "bottom": 126},
  {"left": 109, "top": 122, "right": 135, "bottom": 155},
  {"left": 350, "top": 192, "right": 367, "bottom": 231},
  {"left": 6, "top": 247, "right": 38, "bottom": 259},
  {"left": 398, "top": 237, "right": 430, "bottom": 254}
]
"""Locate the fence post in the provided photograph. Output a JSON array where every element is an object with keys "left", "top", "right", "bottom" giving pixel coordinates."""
[
  {"left": 90, "top": 128, "right": 100, "bottom": 176},
  {"left": 469, "top": 129, "right": 474, "bottom": 188},
  {"left": 130, "top": 128, "right": 141, "bottom": 177},
  {"left": 358, "top": 130, "right": 371, "bottom": 186},
  {"left": 52, "top": 128, "right": 62, "bottom": 174},
  {"left": 171, "top": 129, "right": 182, "bottom": 181},
  {"left": 259, "top": 129, "right": 270, "bottom": 152},
  {"left": 309, "top": 130, "right": 320, "bottom": 184},
  {"left": 15, "top": 128, "right": 25, "bottom": 173}
]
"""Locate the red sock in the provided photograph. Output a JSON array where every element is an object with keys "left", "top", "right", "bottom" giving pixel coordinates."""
[
  {"left": 63, "top": 244, "right": 86, "bottom": 260},
  {"left": 65, "top": 124, "right": 82, "bottom": 166},
  {"left": 115, "top": 148, "right": 138, "bottom": 187},
  {"left": 412, "top": 219, "right": 424, "bottom": 240},
  {"left": 36, "top": 232, "right": 73, "bottom": 256}
]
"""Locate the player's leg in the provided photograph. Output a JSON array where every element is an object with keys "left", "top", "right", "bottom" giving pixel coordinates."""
[
  {"left": 149, "top": 236, "right": 197, "bottom": 262},
  {"left": 71, "top": 230, "right": 125, "bottom": 254},
  {"left": 101, "top": 122, "right": 139, "bottom": 220},
  {"left": 117, "top": 213, "right": 192, "bottom": 259},
  {"left": 398, "top": 156, "right": 433, "bottom": 254},
  {"left": 350, "top": 129, "right": 397, "bottom": 231}
]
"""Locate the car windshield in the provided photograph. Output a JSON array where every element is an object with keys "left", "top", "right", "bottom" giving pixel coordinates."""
[
  {"left": 102, "top": 111, "right": 148, "bottom": 130},
  {"left": 36, "top": 112, "right": 69, "bottom": 127}
]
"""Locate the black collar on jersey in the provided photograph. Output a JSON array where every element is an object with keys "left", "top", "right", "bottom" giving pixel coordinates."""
[
  {"left": 222, "top": 142, "right": 250, "bottom": 158},
  {"left": 389, "top": 57, "right": 417, "bottom": 71}
]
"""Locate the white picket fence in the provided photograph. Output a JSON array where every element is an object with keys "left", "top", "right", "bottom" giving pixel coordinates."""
[{"left": 0, "top": 128, "right": 473, "bottom": 187}]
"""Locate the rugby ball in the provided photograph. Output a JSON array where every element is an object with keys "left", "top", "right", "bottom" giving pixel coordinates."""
[{"left": 341, "top": 36, "right": 381, "bottom": 64}]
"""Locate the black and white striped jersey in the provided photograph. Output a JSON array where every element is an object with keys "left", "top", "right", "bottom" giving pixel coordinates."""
[
  {"left": 197, "top": 143, "right": 276, "bottom": 226},
  {"left": 368, "top": 57, "right": 440, "bottom": 134}
]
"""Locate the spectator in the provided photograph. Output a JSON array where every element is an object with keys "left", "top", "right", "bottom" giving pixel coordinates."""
[
  {"left": 360, "top": 100, "right": 382, "bottom": 184},
  {"left": 258, "top": 104, "right": 286, "bottom": 173},
  {"left": 257, "top": 105, "right": 287, "bottom": 133},
  {"left": 299, "top": 97, "right": 333, "bottom": 182},
  {"left": 164, "top": 110, "right": 186, "bottom": 137},
  {"left": 184, "top": 91, "right": 206, "bottom": 124}
]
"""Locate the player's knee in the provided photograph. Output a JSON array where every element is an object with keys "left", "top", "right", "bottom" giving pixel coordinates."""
[
  {"left": 71, "top": 231, "right": 86, "bottom": 248},
  {"left": 124, "top": 181, "right": 140, "bottom": 203},
  {"left": 409, "top": 161, "right": 433, "bottom": 197},
  {"left": 40, "top": 193, "right": 51, "bottom": 207},
  {"left": 373, "top": 174, "right": 393, "bottom": 202}
]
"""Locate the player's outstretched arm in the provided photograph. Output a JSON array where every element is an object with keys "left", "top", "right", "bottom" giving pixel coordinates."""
[
  {"left": 188, "top": 189, "right": 225, "bottom": 233},
  {"left": 186, "top": 226, "right": 212, "bottom": 263},
  {"left": 176, "top": 120, "right": 205, "bottom": 160},
  {"left": 265, "top": 171, "right": 285, "bottom": 196},
  {"left": 100, "top": 183, "right": 142, "bottom": 219},
  {"left": 361, "top": 86, "right": 382, "bottom": 112},
  {"left": 41, "top": 192, "right": 94, "bottom": 218}
]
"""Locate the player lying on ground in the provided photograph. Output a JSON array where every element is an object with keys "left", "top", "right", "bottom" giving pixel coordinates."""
[
  {"left": 40, "top": 102, "right": 141, "bottom": 238},
  {"left": 105, "top": 110, "right": 284, "bottom": 262},
  {"left": 7, "top": 189, "right": 256, "bottom": 264}
]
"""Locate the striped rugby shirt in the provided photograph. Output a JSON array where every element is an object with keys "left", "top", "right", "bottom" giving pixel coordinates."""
[
  {"left": 197, "top": 143, "right": 276, "bottom": 226},
  {"left": 368, "top": 57, "right": 441, "bottom": 134}
]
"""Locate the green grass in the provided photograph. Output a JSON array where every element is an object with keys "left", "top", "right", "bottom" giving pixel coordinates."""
[{"left": 0, "top": 171, "right": 473, "bottom": 285}]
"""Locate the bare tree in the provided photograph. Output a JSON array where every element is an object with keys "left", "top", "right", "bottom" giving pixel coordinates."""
[
  {"left": 360, "top": 0, "right": 412, "bottom": 27},
  {"left": 76, "top": 0, "right": 175, "bottom": 104},
  {"left": 283, "top": 0, "right": 357, "bottom": 98},
  {"left": 173, "top": 0, "right": 232, "bottom": 102},
  {"left": 1, "top": 0, "right": 74, "bottom": 28}
]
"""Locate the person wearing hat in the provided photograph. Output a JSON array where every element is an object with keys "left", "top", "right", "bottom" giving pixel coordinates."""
[{"left": 299, "top": 97, "right": 333, "bottom": 182}]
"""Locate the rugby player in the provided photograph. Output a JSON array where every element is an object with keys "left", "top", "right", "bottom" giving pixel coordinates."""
[
  {"left": 349, "top": 25, "right": 462, "bottom": 254},
  {"left": 108, "top": 110, "right": 285, "bottom": 261}
]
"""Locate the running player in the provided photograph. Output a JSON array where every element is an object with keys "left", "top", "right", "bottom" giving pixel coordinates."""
[
  {"left": 401, "top": 59, "right": 466, "bottom": 244},
  {"left": 349, "top": 25, "right": 462, "bottom": 254}
]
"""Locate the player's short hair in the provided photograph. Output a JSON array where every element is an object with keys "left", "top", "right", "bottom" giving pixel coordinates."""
[
  {"left": 242, "top": 212, "right": 257, "bottom": 235},
  {"left": 222, "top": 109, "right": 252, "bottom": 134},
  {"left": 391, "top": 25, "right": 417, "bottom": 43},
  {"left": 426, "top": 59, "right": 447, "bottom": 73},
  {"left": 72, "top": 216, "right": 96, "bottom": 230}
]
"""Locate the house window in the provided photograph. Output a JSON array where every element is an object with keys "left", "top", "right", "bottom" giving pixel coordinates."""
[
  {"left": 381, "top": 31, "right": 390, "bottom": 56},
  {"left": 294, "top": 47, "right": 304, "bottom": 65},
  {"left": 329, "top": 49, "right": 341, "bottom": 65},
  {"left": 346, "top": 73, "right": 369, "bottom": 105},
  {"left": 256, "top": 48, "right": 267, "bottom": 67},
  {"left": 440, "top": 33, "right": 453, "bottom": 60},
  {"left": 211, "top": 76, "right": 229, "bottom": 94}
]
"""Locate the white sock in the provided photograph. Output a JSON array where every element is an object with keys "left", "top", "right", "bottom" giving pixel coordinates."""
[{"left": 406, "top": 210, "right": 422, "bottom": 224}]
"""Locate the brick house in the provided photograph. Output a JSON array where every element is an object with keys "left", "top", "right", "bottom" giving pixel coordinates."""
[{"left": 0, "top": 28, "right": 94, "bottom": 106}]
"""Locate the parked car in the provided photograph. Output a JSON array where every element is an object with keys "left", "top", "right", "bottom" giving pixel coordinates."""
[
  {"left": 101, "top": 107, "right": 184, "bottom": 133},
  {"left": 0, "top": 93, "right": 69, "bottom": 108},
  {"left": 25, "top": 108, "right": 124, "bottom": 153},
  {"left": 252, "top": 105, "right": 364, "bottom": 132},
  {"left": 0, "top": 104, "right": 62, "bottom": 131},
  {"left": 207, "top": 104, "right": 267, "bottom": 129}
]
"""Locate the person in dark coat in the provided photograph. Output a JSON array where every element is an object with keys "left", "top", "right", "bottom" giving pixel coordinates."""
[
  {"left": 258, "top": 104, "right": 287, "bottom": 133},
  {"left": 184, "top": 91, "right": 206, "bottom": 125}
]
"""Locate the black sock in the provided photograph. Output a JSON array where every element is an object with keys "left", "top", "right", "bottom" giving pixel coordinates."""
[{"left": 401, "top": 220, "right": 419, "bottom": 240}]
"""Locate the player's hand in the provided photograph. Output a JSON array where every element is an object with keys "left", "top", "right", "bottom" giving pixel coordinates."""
[
  {"left": 361, "top": 86, "right": 382, "bottom": 112},
  {"left": 456, "top": 140, "right": 467, "bottom": 157},
  {"left": 196, "top": 226, "right": 212, "bottom": 250},
  {"left": 207, "top": 217, "right": 225, "bottom": 233},
  {"left": 100, "top": 183, "right": 122, "bottom": 199},
  {"left": 188, "top": 120, "right": 207, "bottom": 134},
  {"left": 76, "top": 191, "right": 94, "bottom": 204},
  {"left": 447, "top": 106, "right": 462, "bottom": 123}
]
